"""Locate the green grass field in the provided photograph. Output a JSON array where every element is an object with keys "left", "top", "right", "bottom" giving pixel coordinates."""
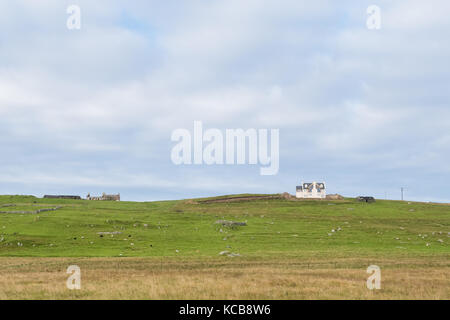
[
  {"left": 0, "top": 194, "right": 449, "bottom": 299},
  {"left": 0, "top": 194, "right": 448, "bottom": 258}
]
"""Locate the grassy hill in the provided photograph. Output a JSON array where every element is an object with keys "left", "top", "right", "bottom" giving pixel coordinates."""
[
  {"left": 0, "top": 194, "right": 449, "bottom": 299},
  {"left": 0, "top": 194, "right": 448, "bottom": 258}
]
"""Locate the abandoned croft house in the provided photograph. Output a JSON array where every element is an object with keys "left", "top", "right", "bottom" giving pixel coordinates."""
[
  {"left": 296, "top": 181, "right": 326, "bottom": 199},
  {"left": 86, "top": 193, "right": 120, "bottom": 201}
]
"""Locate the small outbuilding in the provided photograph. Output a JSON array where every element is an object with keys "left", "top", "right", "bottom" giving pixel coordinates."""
[{"left": 357, "top": 196, "right": 375, "bottom": 203}]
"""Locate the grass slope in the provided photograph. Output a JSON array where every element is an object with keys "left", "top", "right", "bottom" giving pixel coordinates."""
[{"left": 0, "top": 194, "right": 448, "bottom": 259}]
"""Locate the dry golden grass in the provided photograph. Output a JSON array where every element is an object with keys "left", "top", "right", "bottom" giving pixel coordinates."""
[{"left": 0, "top": 257, "right": 449, "bottom": 300}]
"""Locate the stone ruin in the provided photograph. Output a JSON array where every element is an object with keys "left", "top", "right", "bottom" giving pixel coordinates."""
[{"left": 86, "top": 192, "right": 120, "bottom": 201}]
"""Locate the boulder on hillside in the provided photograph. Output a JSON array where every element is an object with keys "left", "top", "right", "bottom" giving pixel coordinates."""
[
  {"left": 215, "top": 220, "right": 247, "bottom": 227},
  {"left": 97, "top": 231, "right": 123, "bottom": 235}
]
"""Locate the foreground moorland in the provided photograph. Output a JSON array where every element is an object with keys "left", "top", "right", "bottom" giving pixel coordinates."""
[{"left": 0, "top": 194, "right": 449, "bottom": 299}]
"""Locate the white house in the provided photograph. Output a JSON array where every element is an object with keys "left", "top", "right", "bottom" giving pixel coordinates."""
[{"left": 296, "top": 181, "right": 326, "bottom": 199}]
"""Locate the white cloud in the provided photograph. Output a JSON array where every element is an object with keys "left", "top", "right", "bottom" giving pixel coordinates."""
[{"left": 0, "top": 1, "right": 449, "bottom": 201}]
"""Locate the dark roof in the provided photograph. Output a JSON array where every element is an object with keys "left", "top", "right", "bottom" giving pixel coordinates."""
[{"left": 43, "top": 195, "right": 81, "bottom": 199}]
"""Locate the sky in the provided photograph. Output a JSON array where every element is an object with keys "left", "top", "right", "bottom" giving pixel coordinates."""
[{"left": 0, "top": 0, "right": 449, "bottom": 202}]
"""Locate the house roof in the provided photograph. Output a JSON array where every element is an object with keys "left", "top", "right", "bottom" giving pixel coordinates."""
[{"left": 297, "top": 182, "right": 326, "bottom": 191}]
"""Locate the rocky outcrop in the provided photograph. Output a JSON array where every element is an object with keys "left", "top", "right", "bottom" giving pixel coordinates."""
[
  {"left": 215, "top": 220, "right": 247, "bottom": 227},
  {"left": 326, "top": 194, "right": 344, "bottom": 200}
]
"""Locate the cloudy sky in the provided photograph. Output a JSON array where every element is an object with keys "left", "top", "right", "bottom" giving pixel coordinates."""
[{"left": 0, "top": 0, "right": 449, "bottom": 202}]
